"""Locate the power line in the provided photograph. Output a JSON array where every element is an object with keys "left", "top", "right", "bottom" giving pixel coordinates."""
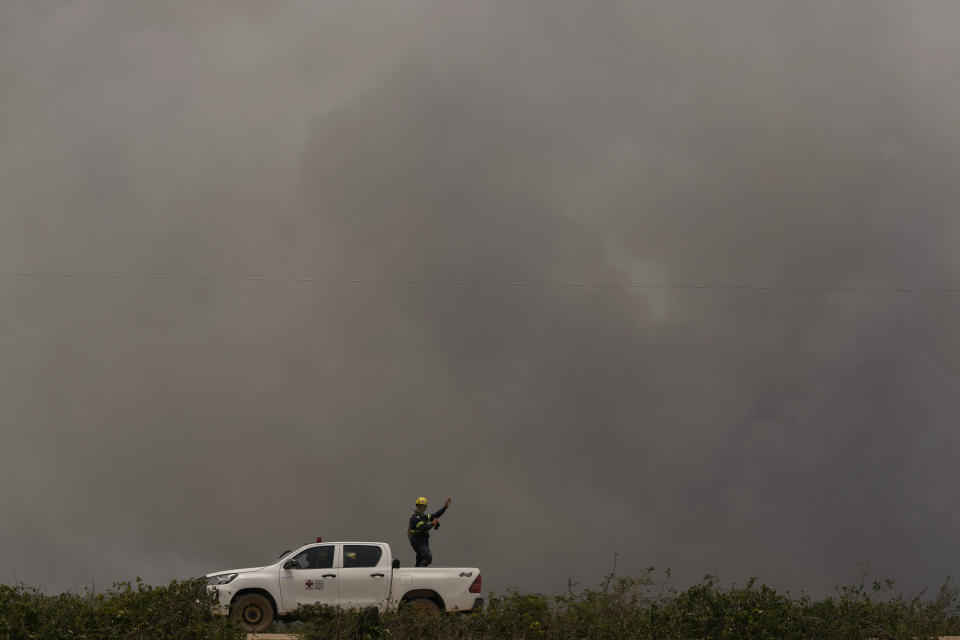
[{"left": 1, "top": 270, "right": 959, "bottom": 294}]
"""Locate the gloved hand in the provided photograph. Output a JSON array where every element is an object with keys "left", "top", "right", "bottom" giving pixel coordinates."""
[{"left": 432, "top": 519, "right": 439, "bottom": 527}]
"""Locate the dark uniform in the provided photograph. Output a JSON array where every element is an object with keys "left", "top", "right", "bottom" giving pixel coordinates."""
[{"left": 408, "top": 505, "right": 448, "bottom": 567}]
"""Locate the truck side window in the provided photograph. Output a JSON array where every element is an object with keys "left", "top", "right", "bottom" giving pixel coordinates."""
[
  {"left": 343, "top": 545, "right": 382, "bottom": 568},
  {"left": 290, "top": 545, "right": 334, "bottom": 569}
]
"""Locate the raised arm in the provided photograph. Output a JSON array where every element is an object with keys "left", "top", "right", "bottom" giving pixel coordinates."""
[{"left": 432, "top": 498, "right": 452, "bottom": 520}]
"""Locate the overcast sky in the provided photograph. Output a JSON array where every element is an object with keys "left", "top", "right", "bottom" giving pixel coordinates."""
[{"left": 2, "top": 0, "right": 959, "bottom": 598}]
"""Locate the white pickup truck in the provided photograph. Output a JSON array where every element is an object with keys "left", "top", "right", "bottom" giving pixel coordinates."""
[{"left": 205, "top": 540, "right": 483, "bottom": 632}]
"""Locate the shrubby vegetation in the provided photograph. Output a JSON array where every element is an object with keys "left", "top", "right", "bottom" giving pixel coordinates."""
[
  {"left": 0, "top": 578, "right": 242, "bottom": 640},
  {"left": 282, "top": 570, "right": 960, "bottom": 640},
  {"left": 2, "top": 570, "right": 959, "bottom": 639}
]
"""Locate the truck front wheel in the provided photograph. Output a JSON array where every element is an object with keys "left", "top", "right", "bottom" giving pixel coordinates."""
[{"left": 231, "top": 593, "right": 274, "bottom": 632}]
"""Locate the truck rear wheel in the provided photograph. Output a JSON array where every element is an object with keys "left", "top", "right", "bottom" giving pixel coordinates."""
[
  {"left": 231, "top": 592, "right": 274, "bottom": 632},
  {"left": 405, "top": 597, "right": 441, "bottom": 616}
]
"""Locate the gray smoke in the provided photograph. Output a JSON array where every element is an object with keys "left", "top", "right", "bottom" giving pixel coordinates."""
[{"left": 2, "top": 0, "right": 959, "bottom": 596}]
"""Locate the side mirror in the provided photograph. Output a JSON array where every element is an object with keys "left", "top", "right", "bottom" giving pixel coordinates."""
[
  {"left": 282, "top": 559, "right": 297, "bottom": 570},
  {"left": 392, "top": 558, "right": 400, "bottom": 569}
]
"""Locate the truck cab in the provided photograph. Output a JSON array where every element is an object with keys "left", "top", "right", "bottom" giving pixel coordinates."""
[{"left": 279, "top": 542, "right": 390, "bottom": 610}]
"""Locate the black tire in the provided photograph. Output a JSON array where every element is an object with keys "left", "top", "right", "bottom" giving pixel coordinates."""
[
  {"left": 405, "top": 597, "right": 441, "bottom": 616},
  {"left": 231, "top": 592, "right": 274, "bottom": 633}
]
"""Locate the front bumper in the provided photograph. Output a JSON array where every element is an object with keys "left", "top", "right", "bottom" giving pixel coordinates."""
[{"left": 207, "top": 586, "right": 231, "bottom": 615}]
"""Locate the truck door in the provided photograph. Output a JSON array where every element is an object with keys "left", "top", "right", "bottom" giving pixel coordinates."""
[
  {"left": 279, "top": 544, "right": 339, "bottom": 610},
  {"left": 337, "top": 544, "right": 390, "bottom": 609}
]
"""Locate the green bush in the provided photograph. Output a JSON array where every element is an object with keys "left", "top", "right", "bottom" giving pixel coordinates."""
[
  {"left": 3, "top": 572, "right": 959, "bottom": 640},
  {"left": 285, "top": 571, "right": 960, "bottom": 640},
  {"left": 0, "top": 578, "right": 243, "bottom": 640}
]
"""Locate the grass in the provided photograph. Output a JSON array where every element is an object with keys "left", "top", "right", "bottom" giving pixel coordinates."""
[
  {"left": 0, "top": 578, "right": 242, "bottom": 640},
  {"left": 2, "top": 570, "right": 959, "bottom": 639},
  {"left": 282, "top": 569, "right": 960, "bottom": 640}
]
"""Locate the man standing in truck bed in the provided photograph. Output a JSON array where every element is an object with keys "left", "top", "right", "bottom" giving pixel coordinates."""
[{"left": 408, "top": 496, "right": 451, "bottom": 567}]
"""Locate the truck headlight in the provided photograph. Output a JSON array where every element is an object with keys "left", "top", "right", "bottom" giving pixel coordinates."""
[{"left": 206, "top": 573, "right": 238, "bottom": 585}]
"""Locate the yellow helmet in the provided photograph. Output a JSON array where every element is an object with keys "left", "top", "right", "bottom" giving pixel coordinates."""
[{"left": 415, "top": 496, "right": 428, "bottom": 506}]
